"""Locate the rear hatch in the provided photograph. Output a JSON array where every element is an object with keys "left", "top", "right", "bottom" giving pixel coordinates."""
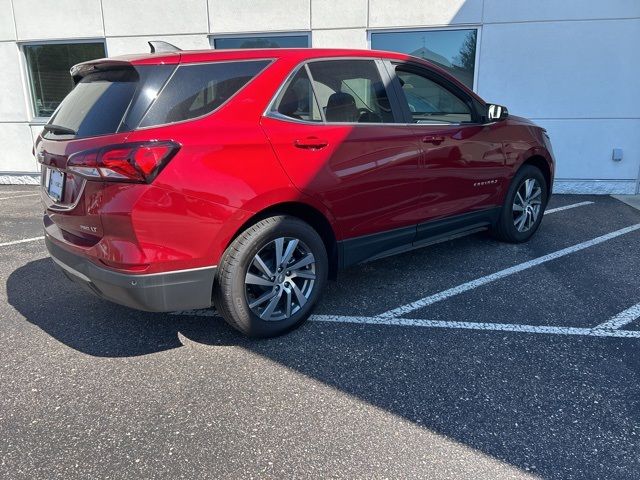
[{"left": 38, "top": 59, "right": 177, "bottom": 245}]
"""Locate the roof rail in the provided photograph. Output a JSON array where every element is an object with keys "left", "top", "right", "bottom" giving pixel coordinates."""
[{"left": 148, "top": 41, "right": 182, "bottom": 53}]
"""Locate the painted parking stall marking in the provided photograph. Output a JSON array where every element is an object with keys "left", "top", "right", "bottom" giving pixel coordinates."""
[
  {"left": 379, "top": 223, "right": 640, "bottom": 319},
  {"left": 544, "top": 201, "right": 594, "bottom": 214},
  {"left": 0, "top": 236, "right": 44, "bottom": 248},
  {"left": 594, "top": 302, "right": 640, "bottom": 331},
  {"left": 0, "top": 193, "right": 40, "bottom": 201}
]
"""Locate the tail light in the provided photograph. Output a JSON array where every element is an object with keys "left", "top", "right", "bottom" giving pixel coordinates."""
[{"left": 67, "top": 141, "right": 180, "bottom": 183}]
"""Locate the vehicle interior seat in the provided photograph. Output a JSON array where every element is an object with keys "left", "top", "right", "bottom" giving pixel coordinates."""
[{"left": 325, "top": 92, "right": 359, "bottom": 122}]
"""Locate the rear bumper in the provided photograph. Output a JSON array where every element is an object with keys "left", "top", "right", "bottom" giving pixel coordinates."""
[{"left": 46, "top": 236, "right": 216, "bottom": 312}]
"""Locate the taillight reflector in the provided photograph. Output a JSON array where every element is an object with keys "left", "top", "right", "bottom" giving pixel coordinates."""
[{"left": 67, "top": 141, "right": 180, "bottom": 183}]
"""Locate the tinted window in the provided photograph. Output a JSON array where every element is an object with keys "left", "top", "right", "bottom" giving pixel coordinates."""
[
  {"left": 371, "top": 29, "right": 477, "bottom": 89},
  {"left": 273, "top": 67, "right": 322, "bottom": 122},
  {"left": 212, "top": 35, "right": 309, "bottom": 49},
  {"left": 307, "top": 60, "right": 393, "bottom": 123},
  {"left": 45, "top": 68, "right": 138, "bottom": 139},
  {"left": 140, "top": 60, "right": 270, "bottom": 127},
  {"left": 24, "top": 42, "right": 106, "bottom": 117},
  {"left": 396, "top": 69, "right": 472, "bottom": 124}
]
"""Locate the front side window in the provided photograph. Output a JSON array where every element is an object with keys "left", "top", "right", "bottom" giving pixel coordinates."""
[
  {"left": 212, "top": 34, "right": 309, "bottom": 49},
  {"left": 371, "top": 29, "right": 477, "bottom": 89},
  {"left": 24, "top": 42, "right": 106, "bottom": 118},
  {"left": 140, "top": 60, "right": 270, "bottom": 127},
  {"left": 307, "top": 60, "right": 394, "bottom": 123},
  {"left": 396, "top": 68, "right": 472, "bottom": 124}
]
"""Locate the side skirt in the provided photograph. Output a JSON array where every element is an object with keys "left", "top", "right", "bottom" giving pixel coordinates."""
[{"left": 338, "top": 207, "right": 501, "bottom": 269}]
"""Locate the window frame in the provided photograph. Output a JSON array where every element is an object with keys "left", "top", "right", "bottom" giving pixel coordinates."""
[
  {"left": 209, "top": 31, "right": 311, "bottom": 50},
  {"left": 265, "top": 57, "right": 407, "bottom": 126},
  {"left": 20, "top": 38, "right": 108, "bottom": 123},
  {"left": 368, "top": 26, "right": 481, "bottom": 92},
  {"left": 384, "top": 60, "right": 485, "bottom": 126}
]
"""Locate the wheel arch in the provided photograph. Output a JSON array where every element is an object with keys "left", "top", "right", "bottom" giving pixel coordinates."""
[
  {"left": 521, "top": 154, "right": 553, "bottom": 200},
  {"left": 227, "top": 201, "right": 339, "bottom": 280}
]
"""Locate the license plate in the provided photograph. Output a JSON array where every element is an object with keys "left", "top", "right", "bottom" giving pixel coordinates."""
[{"left": 46, "top": 169, "right": 65, "bottom": 202}]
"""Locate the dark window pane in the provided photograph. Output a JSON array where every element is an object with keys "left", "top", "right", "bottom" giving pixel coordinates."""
[
  {"left": 273, "top": 67, "right": 322, "bottom": 122},
  {"left": 307, "top": 60, "right": 394, "bottom": 123},
  {"left": 213, "top": 35, "right": 309, "bottom": 49},
  {"left": 371, "top": 29, "right": 477, "bottom": 89},
  {"left": 140, "top": 60, "right": 270, "bottom": 127},
  {"left": 396, "top": 69, "right": 472, "bottom": 124},
  {"left": 24, "top": 42, "right": 106, "bottom": 117},
  {"left": 45, "top": 65, "right": 175, "bottom": 139}
]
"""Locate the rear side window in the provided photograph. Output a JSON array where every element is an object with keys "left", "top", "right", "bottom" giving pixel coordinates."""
[
  {"left": 140, "top": 60, "right": 270, "bottom": 127},
  {"left": 273, "top": 67, "right": 322, "bottom": 122},
  {"left": 307, "top": 60, "right": 394, "bottom": 123}
]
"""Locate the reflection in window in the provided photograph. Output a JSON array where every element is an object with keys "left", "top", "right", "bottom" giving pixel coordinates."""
[
  {"left": 212, "top": 34, "right": 309, "bottom": 49},
  {"left": 371, "top": 29, "right": 477, "bottom": 89},
  {"left": 24, "top": 42, "right": 106, "bottom": 118}
]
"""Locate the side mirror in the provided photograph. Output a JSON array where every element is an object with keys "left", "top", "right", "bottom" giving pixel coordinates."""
[{"left": 487, "top": 104, "right": 509, "bottom": 122}]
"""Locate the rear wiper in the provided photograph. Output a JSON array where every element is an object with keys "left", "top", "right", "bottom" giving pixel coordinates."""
[{"left": 43, "top": 124, "right": 77, "bottom": 135}]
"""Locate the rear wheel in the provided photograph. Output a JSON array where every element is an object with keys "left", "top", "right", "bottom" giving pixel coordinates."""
[
  {"left": 492, "top": 165, "right": 548, "bottom": 243},
  {"left": 213, "top": 215, "right": 328, "bottom": 337}
]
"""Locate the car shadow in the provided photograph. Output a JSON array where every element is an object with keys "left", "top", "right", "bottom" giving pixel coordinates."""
[{"left": 7, "top": 255, "right": 640, "bottom": 479}]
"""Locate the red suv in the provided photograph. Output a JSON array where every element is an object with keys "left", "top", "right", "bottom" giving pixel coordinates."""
[{"left": 38, "top": 47, "right": 554, "bottom": 337}]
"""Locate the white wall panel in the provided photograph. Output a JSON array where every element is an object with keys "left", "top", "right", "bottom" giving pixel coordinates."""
[
  {"left": 312, "top": 0, "right": 367, "bottom": 29},
  {"left": 312, "top": 28, "right": 368, "bottom": 48},
  {"left": 0, "top": 0, "right": 16, "bottom": 41},
  {"left": 103, "top": 0, "right": 208, "bottom": 36},
  {"left": 484, "top": 0, "right": 640, "bottom": 23},
  {"left": 209, "top": 0, "right": 310, "bottom": 33},
  {"left": 0, "top": 123, "right": 37, "bottom": 172},
  {"left": 538, "top": 119, "right": 640, "bottom": 180},
  {"left": 477, "top": 19, "right": 640, "bottom": 119},
  {"left": 369, "top": 0, "right": 483, "bottom": 27},
  {"left": 13, "top": 0, "right": 103, "bottom": 40},
  {"left": 0, "top": 42, "right": 28, "bottom": 121},
  {"left": 106, "top": 35, "right": 210, "bottom": 57}
]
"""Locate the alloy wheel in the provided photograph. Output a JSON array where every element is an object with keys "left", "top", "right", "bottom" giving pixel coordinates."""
[
  {"left": 512, "top": 178, "right": 542, "bottom": 232},
  {"left": 244, "top": 237, "right": 316, "bottom": 321}
]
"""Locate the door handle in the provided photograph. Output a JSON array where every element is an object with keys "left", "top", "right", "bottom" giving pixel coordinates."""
[
  {"left": 422, "top": 135, "right": 445, "bottom": 145},
  {"left": 294, "top": 137, "right": 329, "bottom": 150}
]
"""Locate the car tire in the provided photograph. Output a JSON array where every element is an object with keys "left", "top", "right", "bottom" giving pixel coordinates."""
[
  {"left": 213, "top": 215, "right": 328, "bottom": 338},
  {"left": 492, "top": 164, "right": 548, "bottom": 243}
]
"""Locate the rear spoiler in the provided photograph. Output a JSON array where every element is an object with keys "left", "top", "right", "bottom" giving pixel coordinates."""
[{"left": 70, "top": 59, "right": 135, "bottom": 83}]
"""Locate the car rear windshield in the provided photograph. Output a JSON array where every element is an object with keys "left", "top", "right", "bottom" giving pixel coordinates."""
[
  {"left": 139, "top": 60, "right": 271, "bottom": 127},
  {"left": 43, "top": 65, "right": 175, "bottom": 140}
]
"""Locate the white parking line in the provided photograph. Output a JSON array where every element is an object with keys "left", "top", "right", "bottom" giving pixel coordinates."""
[
  {"left": 545, "top": 201, "right": 594, "bottom": 214},
  {"left": 594, "top": 302, "right": 640, "bottom": 330},
  {"left": 0, "top": 236, "right": 44, "bottom": 247},
  {"left": 310, "top": 315, "right": 640, "bottom": 338},
  {"left": 0, "top": 193, "right": 40, "bottom": 201},
  {"left": 379, "top": 223, "right": 640, "bottom": 319}
]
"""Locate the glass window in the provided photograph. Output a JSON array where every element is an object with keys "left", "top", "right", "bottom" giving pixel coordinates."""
[
  {"left": 370, "top": 29, "right": 477, "bottom": 89},
  {"left": 307, "top": 60, "right": 394, "bottom": 123},
  {"left": 212, "top": 34, "right": 309, "bottom": 49},
  {"left": 140, "top": 60, "right": 270, "bottom": 127},
  {"left": 396, "top": 68, "right": 472, "bottom": 124},
  {"left": 24, "top": 42, "right": 106, "bottom": 118},
  {"left": 273, "top": 67, "right": 322, "bottom": 122}
]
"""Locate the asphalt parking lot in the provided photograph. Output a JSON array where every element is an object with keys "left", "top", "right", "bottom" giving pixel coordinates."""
[{"left": 1, "top": 185, "right": 639, "bottom": 479}]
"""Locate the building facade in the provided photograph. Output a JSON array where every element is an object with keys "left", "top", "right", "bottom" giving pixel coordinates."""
[{"left": 1, "top": 0, "right": 638, "bottom": 193}]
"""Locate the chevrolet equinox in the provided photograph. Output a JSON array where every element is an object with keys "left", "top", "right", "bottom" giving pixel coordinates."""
[{"left": 38, "top": 47, "right": 555, "bottom": 337}]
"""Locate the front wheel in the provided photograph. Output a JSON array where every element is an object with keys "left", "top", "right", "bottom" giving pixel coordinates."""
[
  {"left": 213, "top": 215, "right": 328, "bottom": 337},
  {"left": 492, "top": 165, "right": 548, "bottom": 243}
]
